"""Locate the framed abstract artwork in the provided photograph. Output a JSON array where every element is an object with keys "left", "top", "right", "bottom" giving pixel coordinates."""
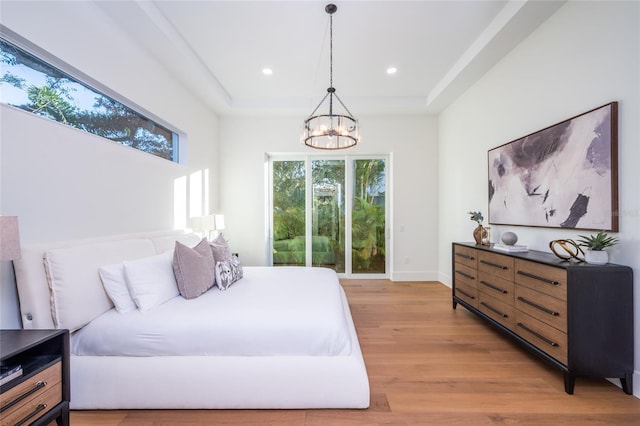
[{"left": 488, "top": 102, "right": 618, "bottom": 231}]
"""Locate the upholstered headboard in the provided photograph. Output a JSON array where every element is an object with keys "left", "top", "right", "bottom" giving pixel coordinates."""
[{"left": 13, "top": 230, "right": 199, "bottom": 330}]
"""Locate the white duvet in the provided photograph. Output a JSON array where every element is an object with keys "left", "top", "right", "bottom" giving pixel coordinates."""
[{"left": 71, "top": 266, "right": 352, "bottom": 357}]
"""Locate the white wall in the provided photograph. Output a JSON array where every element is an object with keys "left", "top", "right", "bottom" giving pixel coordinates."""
[
  {"left": 0, "top": 2, "right": 219, "bottom": 328},
  {"left": 219, "top": 115, "right": 438, "bottom": 280},
  {"left": 4, "top": 0, "right": 637, "bottom": 393},
  {"left": 438, "top": 1, "right": 640, "bottom": 396}
]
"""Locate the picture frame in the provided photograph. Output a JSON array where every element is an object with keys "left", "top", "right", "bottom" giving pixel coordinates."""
[{"left": 488, "top": 102, "right": 618, "bottom": 231}]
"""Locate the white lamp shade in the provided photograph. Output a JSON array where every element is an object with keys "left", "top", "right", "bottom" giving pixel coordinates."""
[
  {"left": 0, "top": 216, "right": 21, "bottom": 261},
  {"left": 201, "top": 215, "right": 216, "bottom": 231},
  {"left": 187, "top": 216, "right": 203, "bottom": 232},
  {"left": 188, "top": 215, "right": 216, "bottom": 233},
  {"left": 214, "top": 214, "right": 225, "bottom": 231}
]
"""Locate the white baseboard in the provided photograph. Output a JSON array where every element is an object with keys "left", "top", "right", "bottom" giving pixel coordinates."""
[{"left": 390, "top": 271, "right": 440, "bottom": 282}]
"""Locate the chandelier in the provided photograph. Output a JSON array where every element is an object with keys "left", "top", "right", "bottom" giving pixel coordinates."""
[{"left": 301, "top": 3, "right": 359, "bottom": 150}]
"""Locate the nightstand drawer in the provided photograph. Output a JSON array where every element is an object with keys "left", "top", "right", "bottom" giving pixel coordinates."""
[
  {"left": 478, "top": 251, "right": 514, "bottom": 281},
  {"left": 515, "top": 259, "right": 567, "bottom": 301},
  {"left": 0, "top": 382, "right": 61, "bottom": 426},
  {"left": 0, "top": 361, "right": 62, "bottom": 425}
]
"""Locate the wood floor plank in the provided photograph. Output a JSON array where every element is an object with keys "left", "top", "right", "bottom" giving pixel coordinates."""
[{"left": 71, "top": 280, "right": 640, "bottom": 425}]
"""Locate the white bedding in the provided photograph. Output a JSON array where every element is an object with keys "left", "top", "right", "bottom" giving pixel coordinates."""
[{"left": 71, "top": 266, "right": 352, "bottom": 357}]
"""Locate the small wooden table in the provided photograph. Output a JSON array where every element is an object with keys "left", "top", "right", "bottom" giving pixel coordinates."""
[{"left": 1, "top": 329, "right": 70, "bottom": 426}]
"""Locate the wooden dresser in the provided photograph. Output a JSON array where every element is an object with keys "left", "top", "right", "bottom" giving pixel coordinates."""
[
  {"left": 452, "top": 242, "right": 634, "bottom": 394},
  {"left": 0, "top": 329, "right": 69, "bottom": 426}
]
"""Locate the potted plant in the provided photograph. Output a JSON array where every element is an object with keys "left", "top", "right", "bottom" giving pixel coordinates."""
[
  {"left": 576, "top": 231, "right": 619, "bottom": 265},
  {"left": 468, "top": 211, "right": 485, "bottom": 245}
]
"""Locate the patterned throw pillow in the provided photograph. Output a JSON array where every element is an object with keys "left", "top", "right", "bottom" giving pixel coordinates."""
[{"left": 215, "top": 255, "right": 243, "bottom": 290}]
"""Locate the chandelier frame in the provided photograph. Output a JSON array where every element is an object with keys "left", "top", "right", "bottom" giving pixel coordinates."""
[{"left": 302, "top": 3, "right": 359, "bottom": 150}]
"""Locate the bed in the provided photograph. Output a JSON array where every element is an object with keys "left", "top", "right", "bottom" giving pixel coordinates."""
[{"left": 12, "top": 230, "right": 370, "bottom": 409}]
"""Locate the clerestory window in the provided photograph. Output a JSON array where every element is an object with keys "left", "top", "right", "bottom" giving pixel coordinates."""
[{"left": 0, "top": 31, "right": 179, "bottom": 162}]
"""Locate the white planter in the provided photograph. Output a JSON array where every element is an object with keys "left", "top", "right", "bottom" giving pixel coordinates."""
[{"left": 585, "top": 249, "right": 608, "bottom": 265}]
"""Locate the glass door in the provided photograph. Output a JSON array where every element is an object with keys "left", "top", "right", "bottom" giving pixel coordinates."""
[
  {"left": 312, "top": 159, "right": 345, "bottom": 272},
  {"left": 270, "top": 155, "right": 388, "bottom": 277},
  {"left": 272, "top": 160, "right": 306, "bottom": 266},
  {"left": 352, "top": 158, "right": 387, "bottom": 275}
]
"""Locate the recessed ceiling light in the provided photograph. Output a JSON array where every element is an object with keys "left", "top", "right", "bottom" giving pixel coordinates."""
[
  {"left": 262, "top": 68, "right": 273, "bottom": 75},
  {"left": 386, "top": 67, "right": 397, "bottom": 75}
]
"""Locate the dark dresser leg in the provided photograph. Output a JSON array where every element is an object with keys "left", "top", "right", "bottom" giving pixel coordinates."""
[
  {"left": 621, "top": 373, "right": 633, "bottom": 395},
  {"left": 564, "top": 372, "right": 575, "bottom": 394}
]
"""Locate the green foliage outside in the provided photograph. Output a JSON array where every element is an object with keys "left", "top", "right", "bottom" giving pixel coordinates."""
[
  {"left": 272, "top": 161, "right": 306, "bottom": 242},
  {"left": 272, "top": 158, "right": 385, "bottom": 274},
  {"left": 352, "top": 159, "right": 386, "bottom": 273},
  {"left": 0, "top": 38, "right": 175, "bottom": 161}
]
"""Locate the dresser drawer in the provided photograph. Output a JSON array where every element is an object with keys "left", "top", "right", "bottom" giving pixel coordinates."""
[
  {"left": 0, "top": 361, "right": 62, "bottom": 426},
  {"left": 515, "top": 285, "right": 567, "bottom": 333},
  {"left": 515, "top": 311, "right": 568, "bottom": 365},
  {"left": 478, "top": 272, "right": 515, "bottom": 306},
  {"left": 455, "top": 282, "right": 478, "bottom": 308},
  {"left": 478, "top": 251, "right": 514, "bottom": 281},
  {"left": 454, "top": 263, "right": 477, "bottom": 288},
  {"left": 479, "top": 293, "right": 515, "bottom": 330},
  {"left": 514, "top": 259, "right": 567, "bottom": 301},
  {"left": 453, "top": 245, "right": 477, "bottom": 269}
]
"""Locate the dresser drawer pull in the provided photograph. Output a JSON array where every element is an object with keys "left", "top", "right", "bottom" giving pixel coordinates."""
[
  {"left": 455, "top": 270, "right": 475, "bottom": 280},
  {"left": 516, "top": 270, "right": 559, "bottom": 286},
  {"left": 480, "top": 302, "right": 508, "bottom": 318},
  {"left": 455, "top": 253, "right": 475, "bottom": 260},
  {"left": 456, "top": 288, "right": 475, "bottom": 300},
  {"left": 14, "top": 403, "right": 47, "bottom": 426},
  {"left": 0, "top": 381, "right": 47, "bottom": 413},
  {"left": 517, "top": 322, "right": 559, "bottom": 347},
  {"left": 480, "top": 260, "right": 508, "bottom": 270},
  {"left": 480, "top": 280, "right": 507, "bottom": 294},
  {"left": 517, "top": 296, "right": 560, "bottom": 316}
]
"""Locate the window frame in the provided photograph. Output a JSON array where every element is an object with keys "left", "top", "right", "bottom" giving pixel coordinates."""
[{"left": 0, "top": 25, "right": 184, "bottom": 163}]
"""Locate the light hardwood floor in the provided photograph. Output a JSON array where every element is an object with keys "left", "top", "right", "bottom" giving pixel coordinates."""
[{"left": 71, "top": 280, "right": 640, "bottom": 425}]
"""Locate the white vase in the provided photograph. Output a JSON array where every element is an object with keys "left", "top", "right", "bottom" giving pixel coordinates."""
[{"left": 585, "top": 249, "right": 608, "bottom": 265}]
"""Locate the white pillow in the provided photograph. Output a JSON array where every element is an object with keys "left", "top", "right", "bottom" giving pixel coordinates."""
[
  {"left": 44, "top": 239, "right": 156, "bottom": 331},
  {"left": 98, "top": 263, "right": 137, "bottom": 314},
  {"left": 124, "top": 250, "right": 179, "bottom": 311}
]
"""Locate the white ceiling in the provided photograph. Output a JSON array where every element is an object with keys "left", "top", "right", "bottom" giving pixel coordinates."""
[{"left": 96, "top": 0, "right": 565, "bottom": 117}]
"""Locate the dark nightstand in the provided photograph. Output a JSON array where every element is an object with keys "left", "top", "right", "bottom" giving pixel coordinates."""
[{"left": 0, "top": 329, "right": 70, "bottom": 426}]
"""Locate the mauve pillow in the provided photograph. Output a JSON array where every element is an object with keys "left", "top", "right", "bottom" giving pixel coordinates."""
[
  {"left": 173, "top": 238, "right": 216, "bottom": 299},
  {"left": 210, "top": 233, "right": 232, "bottom": 263}
]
